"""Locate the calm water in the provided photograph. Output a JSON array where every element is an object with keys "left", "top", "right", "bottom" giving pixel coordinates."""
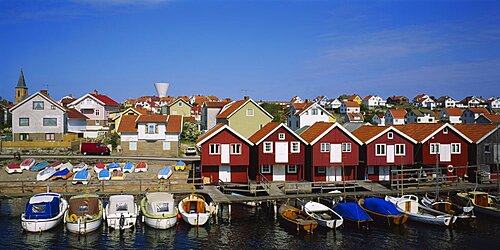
[{"left": 1, "top": 197, "right": 500, "bottom": 249}]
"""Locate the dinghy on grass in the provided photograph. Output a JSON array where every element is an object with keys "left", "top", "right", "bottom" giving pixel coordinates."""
[
  {"left": 123, "top": 162, "right": 134, "bottom": 173},
  {"left": 20, "top": 158, "right": 35, "bottom": 171},
  {"left": 5, "top": 164, "right": 22, "bottom": 174},
  {"left": 108, "top": 162, "right": 121, "bottom": 172},
  {"left": 111, "top": 171, "right": 125, "bottom": 180},
  {"left": 94, "top": 163, "right": 106, "bottom": 173},
  {"left": 49, "top": 162, "right": 64, "bottom": 171},
  {"left": 51, "top": 167, "right": 74, "bottom": 180},
  {"left": 158, "top": 166, "right": 173, "bottom": 180},
  {"left": 98, "top": 169, "right": 111, "bottom": 181},
  {"left": 72, "top": 169, "right": 91, "bottom": 185},
  {"left": 134, "top": 162, "right": 148, "bottom": 172},
  {"left": 73, "top": 162, "right": 88, "bottom": 172},
  {"left": 31, "top": 161, "right": 49, "bottom": 171},
  {"left": 37, "top": 167, "right": 57, "bottom": 181}
]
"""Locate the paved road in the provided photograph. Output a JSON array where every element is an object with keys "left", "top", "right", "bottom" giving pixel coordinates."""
[{"left": 0, "top": 154, "right": 200, "bottom": 162}]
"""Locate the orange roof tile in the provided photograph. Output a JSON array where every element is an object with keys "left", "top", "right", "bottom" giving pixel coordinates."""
[
  {"left": 389, "top": 109, "right": 407, "bottom": 119},
  {"left": 196, "top": 123, "right": 225, "bottom": 144},
  {"left": 296, "top": 102, "right": 316, "bottom": 116},
  {"left": 166, "top": 115, "right": 183, "bottom": 133},
  {"left": 347, "top": 113, "right": 364, "bottom": 121},
  {"left": 348, "top": 94, "right": 360, "bottom": 101},
  {"left": 134, "top": 107, "right": 150, "bottom": 115},
  {"left": 444, "top": 108, "right": 463, "bottom": 116},
  {"left": 482, "top": 113, "right": 500, "bottom": 123},
  {"left": 343, "top": 101, "right": 360, "bottom": 107},
  {"left": 206, "top": 101, "right": 228, "bottom": 108},
  {"left": 292, "top": 102, "right": 307, "bottom": 109},
  {"left": 363, "top": 95, "right": 373, "bottom": 101},
  {"left": 454, "top": 124, "right": 498, "bottom": 143},
  {"left": 351, "top": 126, "right": 388, "bottom": 142},
  {"left": 248, "top": 122, "right": 281, "bottom": 144},
  {"left": 217, "top": 100, "right": 247, "bottom": 119},
  {"left": 300, "top": 122, "right": 335, "bottom": 144},
  {"left": 66, "top": 108, "right": 88, "bottom": 119},
  {"left": 468, "top": 107, "right": 489, "bottom": 114},
  {"left": 396, "top": 123, "right": 443, "bottom": 142},
  {"left": 137, "top": 115, "right": 167, "bottom": 123},
  {"left": 117, "top": 115, "right": 138, "bottom": 133}
]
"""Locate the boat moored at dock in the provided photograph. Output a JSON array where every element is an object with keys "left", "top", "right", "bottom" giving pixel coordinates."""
[
  {"left": 140, "top": 192, "right": 178, "bottom": 229},
  {"left": 21, "top": 193, "right": 68, "bottom": 232},
  {"left": 104, "top": 195, "right": 138, "bottom": 230},
  {"left": 64, "top": 194, "right": 103, "bottom": 234}
]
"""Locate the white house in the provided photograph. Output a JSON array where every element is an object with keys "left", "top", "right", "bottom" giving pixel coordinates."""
[
  {"left": 436, "top": 96, "right": 457, "bottom": 108},
  {"left": 439, "top": 108, "right": 462, "bottom": 124},
  {"left": 486, "top": 97, "right": 500, "bottom": 110},
  {"left": 413, "top": 94, "right": 436, "bottom": 110},
  {"left": 405, "top": 109, "right": 436, "bottom": 124},
  {"left": 314, "top": 95, "right": 329, "bottom": 107},
  {"left": 461, "top": 107, "right": 490, "bottom": 124},
  {"left": 362, "top": 95, "right": 386, "bottom": 108},
  {"left": 289, "top": 96, "right": 303, "bottom": 104},
  {"left": 340, "top": 101, "right": 360, "bottom": 114},
  {"left": 457, "top": 96, "right": 484, "bottom": 108},
  {"left": 201, "top": 101, "right": 229, "bottom": 131},
  {"left": 385, "top": 109, "right": 407, "bottom": 125},
  {"left": 287, "top": 102, "right": 335, "bottom": 131},
  {"left": 327, "top": 98, "right": 342, "bottom": 109},
  {"left": 372, "top": 114, "right": 385, "bottom": 126},
  {"left": 66, "top": 108, "right": 88, "bottom": 134}
]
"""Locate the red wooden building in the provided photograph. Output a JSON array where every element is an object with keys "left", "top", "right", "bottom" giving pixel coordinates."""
[
  {"left": 352, "top": 126, "right": 417, "bottom": 181},
  {"left": 398, "top": 123, "right": 472, "bottom": 178},
  {"left": 300, "top": 122, "right": 362, "bottom": 182},
  {"left": 196, "top": 123, "right": 253, "bottom": 183},
  {"left": 248, "top": 122, "right": 307, "bottom": 182}
]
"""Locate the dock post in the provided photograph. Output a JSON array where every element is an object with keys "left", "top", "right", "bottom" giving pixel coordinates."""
[
  {"left": 228, "top": 204, "right": 232, "bottom": 223},
  {"left": 215, "top": 203, "right": 219, "bottom": 224},
  {"left": 273, "top": 200, "right": 277, "bottom": 221}
]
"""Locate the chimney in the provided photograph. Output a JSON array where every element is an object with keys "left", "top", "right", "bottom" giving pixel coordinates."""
[
  {"left": 40, "top": 89, "right": 49, "bottom": 97},
  {"left": 93, "top": 89, "right": 98, "bottom": 95},
  {"left": 244, "top": 96, "right": 250, "bottom": 100},
  {"left": 305, "top": 99, "right": 310, "bottom": 103}
]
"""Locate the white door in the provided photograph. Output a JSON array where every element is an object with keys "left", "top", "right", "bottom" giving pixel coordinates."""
[
  {"left": 335, "top": 166, "right": 343, "bottom": 182},
  {"left": 330, "top": 144, "right": 342, "bottom": 163},
  {"left": 221, "top": 144, "right": 230, "bottom": 164},
  {"left": 275, "top": 142, "right": 288, "bottom": 163},
  {"left": 326, "top": 167, "right": 335, "bottom": 182},
  {"left": 273, "top": 165, "right": 286, "bottom": 181},
  {"left": 440, "top": 144, "right": 451, "bottom": 162},
  {"left": 219, "top": 165, "right": 231, "bottom": 182},
  {"left": 379, "top": 166, "right": 390, "bottom": 181},
  {"left": 387, "top": 145, "right": 395, "bottom": 163}
]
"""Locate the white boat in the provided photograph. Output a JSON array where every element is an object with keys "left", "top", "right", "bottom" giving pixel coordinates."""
[
  {"left": 303, "top": 201, "right": 344, "bottom": 229},
  {"left": 123, "top": 162, "right": 134, "bottom": 173},
  {"left": 37, "top": 167, "right": 57, "bottom": 181},
  {"left": 134, "top": 162, "right": 148, "bottom": 173},
  {"left": 72, "top": 169, "right": 91, "bottom": 185},
  {"left": 104, "top": 195, "right": 138, "bottom": 230},
  {"left": 21, "top": 193, "right": 68, "bottom": 232},
  {"left": 178, "top": 193, "right": 211, "bottom": 226},
  {"left": 456, "top": 191, "right": 500, "bottom": 218},
  {"left": 98, "top": 169, "right": 111, "bottom": 181},
  {"left": 59, "top": 162, "right": 74, "bottom": 172},
  {"left": 386, "top": 195, "right": 457, "bottom": 226},
  {"left": 64, "top": 194, "right": 103, "bottom": 234},
  {"left": 158, "top": 166, "right": 173, "bottom": 180},
  {"left": 73, "top": 162, "right": 88, "bottom": 172},
  {"left": 5, "top": 164, "right": 22, "bottom": 174},
  {"left": 140, "top": 192, "right": 178, "bottom": 229},
  {"left": 20, "top": 158, "right": 36, "bottom": 171},
  {"left": 421, "top": 194, "right": 475, "bottom": 222}
]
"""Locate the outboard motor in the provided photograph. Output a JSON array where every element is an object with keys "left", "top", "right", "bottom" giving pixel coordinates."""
[{"left": 119, "top": 214, "right": 125, "bottom": 230}]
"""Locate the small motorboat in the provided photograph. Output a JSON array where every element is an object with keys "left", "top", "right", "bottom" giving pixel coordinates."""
[
  {"left": 21, "top": 192, "right": 68, "bottom": 232},
  {"left": 135, "top": 162, "right": 148, "bottom": 172},
  {"left": 108, "top": 162, "right": 121, "bottom": 172},
  {"left": 31, "top": 161, "right": 49, "bottom": 171},
  {"left": 5, "top": 164, "right": 22, "bottom": 174},
  {"left": 386, "top": 195, "right": 457, "bottom": 226},
  {"left": 421, "top": 193, "right": 475, "bottom": 223},
  {"left": 104, "top": 195, "right": 138, "bottom": 230},
  {"left": 65, "top": 194, "right": 103, "bottom": 234},
  {"left": 111, "top": 171, "right": 125, "bottom": 180},
  {"left": 73, "top": 162, "right": 88, "bottom": 172},
  {"left": 51, "top": 167, "right": 74, "bottom": 180},
  {"left": 303, "top": 201, "right": 343, "bottom": 229},
  {"left": 72, "top": 169, "right": 91, "bottom": 185},
  {"left": 359, "top": 197, "right": 408, "bottom": 226},
  {"left": 140, "top": 192, "right": 178, "bottom": 229},
  {"left": 49, "top": 161, "right": 64, "bottom": 171},
  {"left": 178, "top": 193, "right": 211, "bottom": 226},
  {"left": 123, "top": 162, "right": 134, "bottom": 173},
  {"left": 174, "top": 160, "right": 186, "bottom": 171},
  {"left": 333, "top": 202, "right": 373, "bottom": 228},
  {"left": 98, "top": 168, "right": 111, "bottom": 181},
  {"left": 37, "top": 167, "right": 57, "bottom": 181},
  {"left": 158, "top": 166, "right": 173, "bottom": 180},
  {"left": 94, "top": 163, "right": 106, "bottom": 173},
  {"left": 456, "top": 191, "right": 500, "bottom": 218},
  {"left": 279, "top": 204, "right": 318, "bottom": 234},
  {"left": 20, "top": 158, "right": 36, "bottom": 171}
]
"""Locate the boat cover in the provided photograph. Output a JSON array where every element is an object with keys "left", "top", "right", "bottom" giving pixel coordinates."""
[
  {"left": 99, "top": 169, "right": 110, "bottom": 178},
  {"left": 74, "top": 169, "right": 89, "bottom": 179},
  {"left": 334, "top": 202, "right": 372, "bottom": 221},
  {"left": 25, "top": 193, "right": 60, "bottom": 219},
  {"left": 363, "top": 198, "right": 402, "bottom": 215},
  {"left": 175, "top": 161, "right": 185, "bottom": 167},
  {"left": 52, "top": 168, "right": 70, "bottom": 177},
  {"left": 108, "top": 162, "right": 120, "bottom": 169},
  {"left": 123, "top": 162, "right": 134, "bottom": 170},
  {"left": 146, "top": 192, "right": 175, "bottom": 214},
  {"left": 159, "top": 167, "right": 172, "bottom": 176},
  {"left": 31, "top": 161, "right": 49, "bottom": 171},
  {"left": 108, "top": 195, "right": 135, "bottom": 214}
]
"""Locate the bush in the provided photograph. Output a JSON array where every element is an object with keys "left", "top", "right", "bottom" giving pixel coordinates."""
[
  {"left": 92, "top": 132, "right": 120, "bottom": 149},
  {"left": 181, "top": 122, "right": 202, "bottom": 142}
]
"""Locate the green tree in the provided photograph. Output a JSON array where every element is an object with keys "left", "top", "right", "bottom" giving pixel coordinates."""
[
  {"left": 93, "top": 132, "right": 120, "bottom": 149},
  {"left": 260, "top": 102, "right": 287, "bottom": 122},
  {"left": 181, "top": 122, "right": 202, "bottom": 142}
]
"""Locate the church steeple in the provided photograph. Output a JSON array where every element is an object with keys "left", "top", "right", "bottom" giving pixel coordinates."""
[
  {"left": 15, "top": 67, "right": 29, "bottom": 104},
  {"left": 17, "top": 68, "right": 27, "bottom": 88}
]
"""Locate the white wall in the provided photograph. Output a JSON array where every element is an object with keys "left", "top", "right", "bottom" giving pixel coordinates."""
[{"left": 138, "top": 123, "right": 166, "bottom": 140}]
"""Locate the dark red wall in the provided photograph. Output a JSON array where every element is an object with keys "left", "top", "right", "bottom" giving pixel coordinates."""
[
  {"left": 201, "top": 166, "right": 248, "bottom": 183},
  {"left": 200, "top": 129, "right": 251, "bottom": 166},
  {"left": 257, "top": 127, "right": 306, "bottom": 166},
  {"left": 366, "top": 131, "right": 415, "bottom": 166},
  {"left": 420, "top": 129, "right": 469, "bottom": 166},
  {"left": 311, "top": 127, "right": 360, "bottom": 167}
]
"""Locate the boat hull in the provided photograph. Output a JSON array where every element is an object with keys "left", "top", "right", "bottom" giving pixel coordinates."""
[
  {"left": 20, "top": 159, "right": 35, "bottom": 171},
  {"left": 21, "top": 198, "right": 68, "bottom": 232},
  {"left": 387, "top": 195, "right": 457, "bottom": 226},
  {"left": 303, "top": 201, "right": 343, "bottom": 229},
  {"left": 178, "top": 195, "right": 211, "bottom": 226},
  {"left": 144, "top": 216, "right": 177, "bottom": 229},
  {"left": 474, "top": 205, "right": 500, "bottom": 217},
  {"left": 106, "top": 213, "right": 138, "bottom": 230},
  {"left": 279, "top": 204, "right": 318, "bottom": 233},
  {"left": 66, "top": 219, "right": 102, "bottom": 234}
]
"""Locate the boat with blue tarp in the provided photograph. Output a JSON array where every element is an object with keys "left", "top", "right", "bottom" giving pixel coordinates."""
[
  {"left": 359, "top": 197, "right": 408, "bottom": 226},
  {"left": 123, "top": 162, "right": 134, "bottom": 173},
  {"left": 333, "top": 202, "right": 373, "bottom": 228},
  {"left": 21, "top": 192, "right": 68, "bottom": 232}
]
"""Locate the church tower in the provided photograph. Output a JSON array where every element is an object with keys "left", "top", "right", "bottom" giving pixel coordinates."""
[{"left": 15, "top": 68, "right": 28, "bottom": 104}]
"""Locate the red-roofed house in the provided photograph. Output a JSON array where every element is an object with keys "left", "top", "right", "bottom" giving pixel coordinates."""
[
  {"left": 385, "top": 109, "right": 407, "bottom": 125},
  {"left": 461, "top": 107, "right": 490, "bottom": 124},
  {"left": 248, "top": 122, "right": 307, "bottom": 182},
  {"left": 66, "top": 108, "right": 88, "bottom": 134},
  {"left": 340, "top": 101, "right": 360, "bottom": 114},
  {"left": 287, "top": 102, "right": 335, "bottom": 131},
  {"left": 362, "top": 95, "right": 386, "bottom": 108},
  {"left": 475, "top": 113, "right": 500, "bottom": 124},
  {"left": 439, "top": 108, "right": 463, "bottom": 124},
  {"left": 344, "top": 113, "right": 365, "bottom": 123},
  {"left": 196, "top": 124, "right": 253, "bottom": 183},
  {"left": 300, "top": 122, "right": 362, "bottom": 182}
]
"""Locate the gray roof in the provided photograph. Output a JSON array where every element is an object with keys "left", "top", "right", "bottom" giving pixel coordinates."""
[
  {"left": 16, "top": 68, "right": 27, "bottom": 88},
  {"left": 411, "top": 109, "right": 435, "bottom": 117},
  {"left": 342, "top": 122, "right": 369, "bottom": 132},
  {"left": 295, "top": 125, "right": 310, "bottom": 135}
]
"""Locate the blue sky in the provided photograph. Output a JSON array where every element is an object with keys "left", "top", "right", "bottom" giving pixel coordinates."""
[{"left": 1, "top": 0, "right": 499, "bottom": 102}]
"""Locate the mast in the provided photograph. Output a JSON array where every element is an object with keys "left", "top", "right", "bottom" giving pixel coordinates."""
[{"left": 435, "top": 145, "right": 440, "bottom": 199}]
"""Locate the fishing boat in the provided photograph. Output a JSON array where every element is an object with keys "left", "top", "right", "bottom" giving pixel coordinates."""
[
  {"left": 178, "top": 193, "right": 211, "bottom": 226},
  {"left": 111, "top": 170, "right": 125, "bottom": 180},
  {"left": 104, "top": 195, "right": 138, "bottom": 230},
  {"left": 72, "top": 169, "right": 91, "bottom": 185},
  {"left": 94, "top": 163, "right": 106, "bottom": 173},
  {"left": 134, "top": 162, "right": 148, "bottom": 172},
  {"left": 421, "top": 193, "right": 475, "bottom": 222},
  {"left": 174, "top": 160, "right": 186, "bottom": 171},
  {"left": 51, "top": 167, "right": 74, "bottom": 180},
  {"left": 108, "top": 162, "right": 121, "bottom": 172},
  {"left": 358, "top": 197, "right": 408, "bottom": 226},
  {"left": 21, "top": 192, "right": 68, "bottom": 232},
  {"left": 386, "top": 195, "right": 457, "bottom": 226},
  {"left": 49, "top": 161, "right": 64, "bottom": 171},
  {"left": 140, "top": 192, "right": 178, "bottom": 229},
  {"left": 98, "top": 168, "right": 111, "bottom": 181},
  {"left": 31, "top": 161, "right": 49, "bottom": 171},
  {"left": 158, "top": 166, "right": 173, "bottom": 180},
  {"left": 20, "top": 158, "right": 36, "bottom": 171},
  {"left": 5, "top": 164, "right": 22, "bottom": 174},
  {"left": 456, "top": 191, "right": 500, "bottom": 218},
  {"left": 73, "top": 162, "right": 88, "bottom": 172},
  {"left": 64, "top": 194, "right": 103, "bottom": 234},
  {"left": 37, "top": 167, "right": 57, "bottom": 181},
  {"left": 302, "top": 201, "right": 343, "bottom": 229},
  {"left": 278, "top": 204, "right": 318, "bottom": 234},
  {"left": 123, "top": 162, "right": 134, "bottom": 173},
  {"left": 333, "top": 202, "right": 373, "bottom": 228}
]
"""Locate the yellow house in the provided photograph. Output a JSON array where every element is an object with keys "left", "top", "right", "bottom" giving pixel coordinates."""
[
  {"left": 216, "top": 98, "right": 273, "bottom": 138},
  {"left": 112, "top": 107, "right": 149, "bottom": 134},
  {"left": 168, "top": 98, "right": 192, "bottom": 117},
  {"left": 348, "top": 94, "right": 362, "bottom": 105}
]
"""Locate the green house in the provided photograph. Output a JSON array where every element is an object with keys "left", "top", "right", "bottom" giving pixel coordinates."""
[{"left": 216, "top": 98, "right": 273, "bottom": 138}]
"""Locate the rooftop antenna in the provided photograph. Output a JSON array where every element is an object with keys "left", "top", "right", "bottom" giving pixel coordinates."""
[{"left": 241, "top": 89, "right": 252, "bottom": 96}]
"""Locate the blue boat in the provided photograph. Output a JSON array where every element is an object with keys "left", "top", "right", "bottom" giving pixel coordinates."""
[
  {"left": 51, "top": 167, "right": 73, "bottom": 180},
  {"left": 21, "top": 193, "right": 68, "bottom": 232},
  {"left": 98, "top": 168, "right": 111, "bottom": 180},
  {"left": 72, "top": 169, "right": 91, "bottom": 185},
  {"left": 359, "top": 198, "right": 408, "bottom": 226},
  {"left": 108, "top": 162, "right": 121, "bottom": 172},
  {"left": 333, "top": 202, "right": 373, "bottom": 228},
  {"left": 30, "top": 161, "right": 49, "bottom": 171},
  {"left": 174, "top": 160, "right": 186, "bottom": 171},
  {"left": 158, "top": 166, "right": 173, "bottom": 179},
  {"left": 123, "top": 162, "right": 134, "bottom": 173}
]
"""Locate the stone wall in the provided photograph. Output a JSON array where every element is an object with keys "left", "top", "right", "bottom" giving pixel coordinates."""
[{"left": 121, "top": 140, "right": 179, "bottom": 157}]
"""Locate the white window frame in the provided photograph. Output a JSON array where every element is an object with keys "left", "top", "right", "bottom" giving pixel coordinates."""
[
  {"left": 376, "top": 144, "right": 386, "bottom": 156},
  {"left": 278, "top": 133, "right": 285, "bottom": 140},
  {"left": 129, "top": 141, "right": 137, "bottom": 151},
  {"left": 430, "top": 143, "right": 440, "bottom": 154},
  {"left": 451, "top": 143, "right": 461, "bottom": 154},
  {"left": 246, "top": 108, "right": 254, "bottom": 117},
  {"left": 231, "top": 143, "right": 241, "bottom": 155},
  {"left": 287, "top": 165, "right": 297, "bottom": 174},
  {"left": 263, "top": 142, "right": 273, "bottom": 153},
  {"left": 147, "top": 124, "right": 157, "bottom": 134},
  {"left": 163, "top": 141, "right": 171, "bottom": 150},
  {"left": 312, "top": 108, "right": 318, "bottom": 115},
  {"left": 45, "top": 133, "right": 55, "bottom": 141},
  {"left": 320, "top": 143, "right": 330, "bottom": 152},
  {"left": 261, "top": 165, "right": 271, "bottom": 174},
  {"left": 317, "top": 166, "right": 326, "bottom": 174},
  {"left": 387, "top": 132, "right": 393, "bottom": 139},
  {"left": 342, "top": 143, "right": 351, "bottom": 152},
  {"left": 209, "top": 143, "right": 220, "bottom": 155},
  {"left": 291, "top": 142, "right": 300, "bottom": 153},
  {"left": 95, "top": 109, "right": 100, "bottom": 116},
  {"left": 395, "top": 144, "right": 405, "bottom": 156}
]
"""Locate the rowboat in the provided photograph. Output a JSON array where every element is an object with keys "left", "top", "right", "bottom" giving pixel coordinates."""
[
  {"left": 158, "top": 166, "right": 173, "bottom": 180},
  {"left": 178, "top": 193, "right": 211, "bottom": 226},
  {"left": 123, "top": 162, "right": 134, "bottom": 173},
  {"left": 21, "top": 193, "right": 68, "bottom": 232},
  {"left": 140, "top": 192, "right": 178, "bottom": 229},
  {"left": 108, "top": 162, "right": 121, "bottom": 172},
  {"left": 333, "top": 202, "right": 373, "bottom": 228},
  {"left": 94, "top": 163, "right": 106, "bottom": 173},
  {"left": 456, "top": 191, "right": 500, "bottom": 218},
  {"left": 51, "top": 167, "right": 74, "bottom": 180},
  {"left": 174, "top": 160, "right": 186, "bottom": 171},
  {"left": 5, "top": 164, "right": 22, "bottom": 174},
  {"left": 421, "top": 193, "right": 475, "bottom": 223},
  {"left": 279, "top": 204, "right": 318, "bottom": 234},
  {"left": 37, "top": 167, "right": 57, "bottom": 181},
  {"left": 358, "top": 197, "right": 408, "bottom": 226},
  {"left": 20, "top": 158, "right": 35, "bottom": 171},
  {"left": 134, "top": 162, "right": 148, "bottom": 172},
  {"left": 31, "top": 161, "right": 49, "bottom": 171},
  {"left": 98, "top": 168, "right": 111, "bottom": 180},
  {"left": 49, "top": 161, "right": 64, "bottom": 171},
  {"left": 302, "top": 201, "right": 343, "bottom": 229},
  {"left": 111, "top": 170, "right": 125, "bottom": 180},
  {"left": 104, "top": 195, "right": 138, "bottom": 230},
  {"left": 386, "top": 195, "right": 457, "bottom": 226},
  {"left": 72, "top": 169, "right": 91, "bottom": 185},
  {"left": 73, "top": 162, "right": 88, "bottom": 172},
  {"left": 64, "top": 194, "right": 103, "bottom": 234}
]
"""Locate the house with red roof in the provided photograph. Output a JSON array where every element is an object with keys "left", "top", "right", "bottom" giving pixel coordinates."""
[
  {"left": 436, "top": 96, "right": 457, "bottom": 108},
  {"left": 66, "top": 108, "right": 88, "bottom": 135},
  {"left": 196, "top": 123, "right": 253, "bottom": 183},
  {"left": 352, "top": 126, "right": 417, "bottom": 181},
  {"left": 340, "top": 101, "right": 360, "bottom": 114},
  {"left": 439, "top": 108, "right": 463, "bottom": 124},
  {"left": 461, "top": 107, "right": 490, "bottom": 124},
  {"left": 248, "top": 122, "right": 307, "bottom": 182},
  {"left": 384, "top": 109, "right": 407, "bottom": 125},
  {"left": 68, "top": 90, "right": 119, "bottom": 138},
  {"left": 300, "top": 122, "right": 362, "bottom": 182},
  {"left": 344, "top": 113, "right": 365, "bottom": 123},
  {"left": 475, "top": 113, "right": 500, "bottom": 124},
  {"left": 457, "top": 96, "right": 484, "bottom": 108},
  {"left": 287, "top": 101, "right": 335, "bottom": 131},
  {"left": 362, "top": 95, "right": 386, "bottom": 108},
  {"left": 386, "top": 96, "right": 409, "bottom": 106}
]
